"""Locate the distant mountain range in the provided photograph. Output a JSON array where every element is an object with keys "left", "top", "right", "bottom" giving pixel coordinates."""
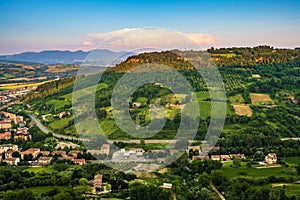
[{"left": 0, "top": 49, "right": 135, "bottom": 65}]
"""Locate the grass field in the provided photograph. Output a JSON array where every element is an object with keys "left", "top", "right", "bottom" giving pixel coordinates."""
[
  {"left": 48, "top": 116, "right": 73, "bottom": 130},
  {"left": 283, "top": 157, "right": 300, "bottom": 165},
  {"left": 46, "top": 99, "right": 71, "bottom": 110},
  {"left": 221, "top": 165, "right": 284, "bottom": 178},
  {"left": 250, "top": 93, "right": 273, "bottom": 105},
  {"left": 232, "top": 104, "right": 252, "bottom": 116},
  {"left": 63, "top": 83, "right": 108, "bottom": 101}
]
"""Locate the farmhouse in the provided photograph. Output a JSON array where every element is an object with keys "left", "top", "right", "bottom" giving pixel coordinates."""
[
  {"left": 265, "top": 153, "right": 277, "bottom": 164},
  {"left": 91, "top": 174, "right": 104, "bottom": 193}
]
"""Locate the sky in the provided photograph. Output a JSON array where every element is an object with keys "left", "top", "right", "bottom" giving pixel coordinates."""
[{"left": 0, "top": 0, "right": 299, "bottom": 54}]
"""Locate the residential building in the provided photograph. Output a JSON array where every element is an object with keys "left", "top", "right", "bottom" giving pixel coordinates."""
[
  {"left": 91, "top": 174, "right": 104, "bottom": 193},
  {"left": 68, "top": 150, "right": 82, "bottom": 157},
  {"left": 0, "top": 119, "right": 12, "bottom": 130},
  {"left": 20, "top": 148, "right": 40, "bottom": 159},
  {"left": 4, "top": 157, "right": 20, "bottom": 165},
  {"left": 38, "top": 157, "right": 53, "bottom": 165},
  {"left": 0, "top": 144, "right": 18, "bottom": 153},
  {"left": 265, "top": 153, "right": 277, "bottom": 164},
  {"left": 230, "top": 154, "right": 246, "bottom": 159},
  {"left": 0, "top": 132, "right": 12, "bottom": 140},
  {"left": 100, "top": 144, "right": 110, "bottom": 155},
  {"left": 73, "top": 159, "right": 86, "bottom": 165}
]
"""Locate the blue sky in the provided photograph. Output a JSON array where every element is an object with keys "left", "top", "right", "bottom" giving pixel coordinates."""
[{"left": 0, "top": 0, "right": 299, "bottom": 54}]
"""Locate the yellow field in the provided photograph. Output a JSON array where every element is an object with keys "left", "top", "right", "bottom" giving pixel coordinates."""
[
  {"left": 0, "top": 81, "right": 48, "bottom": 90},
  {"left": 232, "top": 104, "right": 252, "bottom": 116},
  {"left": 250, "top": 93, "right": 273, "bottom": 105}
]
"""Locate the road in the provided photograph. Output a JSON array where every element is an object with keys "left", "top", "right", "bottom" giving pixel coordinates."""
[
  {"left": 29, "top": 114, "right": 89, "bottom": 142},
  {"left": 281, "top": 138, "right": 300, "bottom": 141},
  {"left": 210, "top": 182, "right": 226, "bottom": 200}
]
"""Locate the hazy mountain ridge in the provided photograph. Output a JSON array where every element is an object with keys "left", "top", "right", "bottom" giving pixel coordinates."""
[{"left": 0, "top": 49, "right": 134, "bottom": 65}]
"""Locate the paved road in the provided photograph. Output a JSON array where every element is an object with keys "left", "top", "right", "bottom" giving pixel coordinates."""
[
  {"left": 281, "top": 138, "right": 300, "bottom": 141},
  {"left": 29, "top": 114, "right": 89, "bottom": 142}
]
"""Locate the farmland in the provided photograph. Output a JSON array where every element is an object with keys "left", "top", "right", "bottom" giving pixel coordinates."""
[
  {"left": 232, "top": 104, "right": 252, "bottom": 116},
  {"left": 250, "top": 93, "right": 273, "bottom": 105},
  {"left": 0, "top": 81, "right": 48, "bottom": 90}
]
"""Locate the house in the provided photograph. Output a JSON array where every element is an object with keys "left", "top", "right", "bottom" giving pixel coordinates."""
[
  {"left": 0, "top": 144, "right": 18, "bottom": 153},
  {"left": 52, "top": 150, "right": 67, "bottom": 157},
  {"left": 57, "top": 156, "right": 75, "bottom": 161},
  {"left": 73, "top": 159, "right": 86, "bottom": 165},
  {"left": 188, "top": 146, "right": 201, "bottom": 154},
  {"left": 220, "top": 155, "right": 231, "bottom": 161},
  {"left": 4, "top": 157, "right": 20, "bottom": 165},
  {"left": 192, "top": 155, "right": 209, "bottom": 161},
  {"left": 0, "top": 119, "right": 12, "bottom": 130},
  {"left": 129, "top": 148, "right": 145, "bottom": 156},
  {"left": 201, "top": 146, "right": 220, "bottom": 154},
  {"left": 38, "top": 157, "right": 52, "bottom": 165},
  {"left": 162, "top": 183, "right": 172, "bottom": 189},
  {"left": 132, "top": 102, "right": 142, "bottom": 107},
  {"left": 211, "top": 155, "right": 221, "bottom": 161},
  {"left": 265, "top": 153, "right": 277, "bottom": 164},
  {"left": 0, "top": 111, "right": 23, "bottom": 124},
  {"left": 68, "top": 150, "right": 82, "bottom": 157},
  {"left": 14, "top": 127, "right": 31, "bottom": 141},
  {"left": 252, "top": 74, "right": 261, "bottom": 79},
  {"left": 5, "top": 149, "right": 16, "bottom": 159},
  {"left": 230, "top": 154, "right": 246, "bottom": 159},
  {"left": 100, "top": 144, "right": 110, "bottom": 155},
  {"left": 39, "top": 151, "right": 50, "bottom": 156},
  {"left": 0, "top": 132, "right": 12, "bottom": 140},
  {"left": 20, "top": 148, "right": 40, "bottom": 159},
  {"left": 91, "top": 174, "right": 104, "bottom": 193}
]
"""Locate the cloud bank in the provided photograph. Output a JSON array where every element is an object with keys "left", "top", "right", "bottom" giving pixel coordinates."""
[{"left": 84, "top": 28, "right": 219, "bottom": 51}]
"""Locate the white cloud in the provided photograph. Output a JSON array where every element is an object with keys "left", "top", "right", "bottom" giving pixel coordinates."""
[
  {"left": 82, "top": 41, "right": 94, "bottom": 46},
  {"left": 85, "top": 28, "right": 219, "bottom": 51}
]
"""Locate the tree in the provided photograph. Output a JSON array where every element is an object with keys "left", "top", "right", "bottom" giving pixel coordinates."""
[
  {"left": 54, "top": 192, "right": 73, "bottom": 200},
  {"left": 130, "top": 184, "right": 172, "bottom": 200},
  {"left": 233, "top": 159, "right": 241, "bottom": 168},
  {"left": 79, "top": 178, "right": 89, "bottom": 186},
  {"left": 2, "top": 190, "right": 18, "bottom": 200},
  {"left": 12, "top": 151, "right": 20, "bottom": 158}
]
